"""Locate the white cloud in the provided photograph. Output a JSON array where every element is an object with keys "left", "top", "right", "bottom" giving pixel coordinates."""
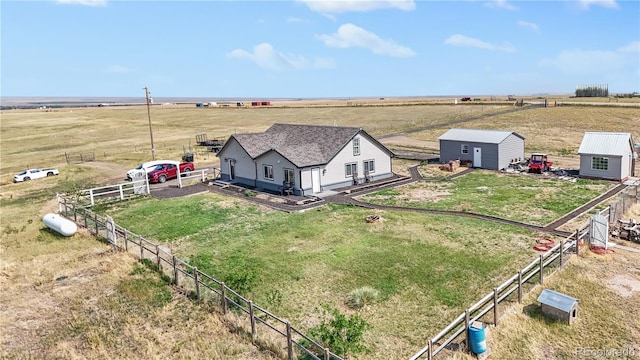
[
  {"left": 105, "top": 65, "right": 133, "bottom": 73},
  {"left": 617, "top": 41, "right": 640, "bottom": 53},
  {"left": 316, "top": 23, "right": 416, "bottom": 58},
  {"left": 577, "top": 0, "right": 619, "bottom": 10},
  {"left": 56, "top": 0, "right": 107, "bottom": 6},
  {"left": 538, "top": 46, "right": 635, "bottom": 74},
  {"left": 484, "top": 0, "right": 518, "bottom": 11},
  {"left": 227, "top": 43, "right": 335, "bottom": 71},
  {"left": 518, "top": 20, "right": 539, "bottom": 32},
  {"left": 298, "top": 0, "right": 415, "bottom": 14},
  {"left": 444, "top": 34, "right": 516, "bottom": 52}
]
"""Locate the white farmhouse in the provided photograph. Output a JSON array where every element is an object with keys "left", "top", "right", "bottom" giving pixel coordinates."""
[{"left": 216, "top": 124, "right": 394, "bottom": 195}]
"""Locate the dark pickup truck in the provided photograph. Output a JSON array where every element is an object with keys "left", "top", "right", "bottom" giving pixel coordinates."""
[{"left": 147, "top": 162, "right": 194, "bottom": 183}]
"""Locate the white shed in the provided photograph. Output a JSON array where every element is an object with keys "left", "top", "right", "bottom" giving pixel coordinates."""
[{"left": 578, "top": 132, "right": 636, "bottom": 181}]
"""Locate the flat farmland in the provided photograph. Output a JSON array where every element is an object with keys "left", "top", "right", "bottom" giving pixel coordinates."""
[{"left": 1, "top": 99, "right": 639, "bottom": 359}]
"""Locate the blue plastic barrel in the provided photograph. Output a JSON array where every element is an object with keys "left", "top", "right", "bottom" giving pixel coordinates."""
[{"left": 468, "top": 323, "right": 486, "bottom": 354}]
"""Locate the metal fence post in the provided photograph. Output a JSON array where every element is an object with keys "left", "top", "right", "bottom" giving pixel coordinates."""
[
  {"left": 559, "top": 238, "right": 564, "bottom": 266},
  {"left": 324, "top": 348, "right": 330, "bottom": 360},
  {"left": 156, "top": 244, "right": 161, "bottom": 269},
  {"left": 124, "top": 230, "right": 128, "bottom": 251},
  {"left": 139, "top": 235, "right": 144, "bottom": 259},
  {"left": 94, "top": 212, "right": 98, "bottom": 235},
  {"left": 575, "top": 229, "right": 580, "bottom": 255},
  {"left": 428, "top": 339, "right": 433, "bottom": 360}
]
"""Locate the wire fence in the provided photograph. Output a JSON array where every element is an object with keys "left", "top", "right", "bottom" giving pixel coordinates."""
[{"left": 57, "top": 193, "right": 343, "bottom": 360}]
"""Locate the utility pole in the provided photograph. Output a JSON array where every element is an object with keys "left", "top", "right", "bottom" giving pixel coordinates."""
[{"left": 144, "top": 86, "right": 155, "bottom": 160}]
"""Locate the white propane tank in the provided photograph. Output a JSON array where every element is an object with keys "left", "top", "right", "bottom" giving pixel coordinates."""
[{"left": 42, "top": 213, "right": 77, "bottom": 237}]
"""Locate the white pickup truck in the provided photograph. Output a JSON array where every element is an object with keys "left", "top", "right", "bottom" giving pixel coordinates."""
[{"left": 13, "top": 168, "right": 60, "bottom": 182}]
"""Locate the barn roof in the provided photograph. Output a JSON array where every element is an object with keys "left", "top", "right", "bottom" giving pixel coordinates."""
[
  {"left": 438, "top": 128, "right": 525, "bottom": 144},
  {"left": 578, "top": 132, "right": 634, "bottom": 157},
  {"left": 222, "top": 123, "right": 390, "bottom": 168}
]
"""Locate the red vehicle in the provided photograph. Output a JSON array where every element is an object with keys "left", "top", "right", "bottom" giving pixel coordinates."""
[
  {"left": 147, "top": 162, "right": 194, "bottom": 183},
  {"left": 528, "top": 153, "right": 553, "bottom": 173}
]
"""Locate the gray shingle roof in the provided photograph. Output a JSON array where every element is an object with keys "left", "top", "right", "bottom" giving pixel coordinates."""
[
  {"left": 438, "top": 128, "right": 525, "bottom": 144},
  {"left": 578, "top": 132, "right": 633, "bottom": 156},
  {"left": 230, "top": 123, "right": 364, "bottom": 167}
]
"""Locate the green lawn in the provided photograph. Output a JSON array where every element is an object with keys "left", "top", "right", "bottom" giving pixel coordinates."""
[
  {"left": 105, "top": 193, "right": 544, "bottom": 359},
  {"left": 359, "top": 170, "right": 613, "bottom": 226}
]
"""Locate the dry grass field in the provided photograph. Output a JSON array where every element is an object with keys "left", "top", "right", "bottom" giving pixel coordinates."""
[{"left": 1, "top": 98, "right": 639, "bottom": 359}]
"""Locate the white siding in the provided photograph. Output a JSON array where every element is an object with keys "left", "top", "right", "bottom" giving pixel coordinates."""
[
  {"left": 217, "top": 138, "right": 255, "bottom": 182},
  {"left": 254, "top": 151, "right": 296, "bottom": 191},
  {"left": 322, "top": 134, "right": 392, "bottom": 189}
]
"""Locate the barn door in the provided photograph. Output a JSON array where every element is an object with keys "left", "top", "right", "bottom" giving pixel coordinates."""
[{"left": 589, "top": 213, "right": 609, "bottom": 249}]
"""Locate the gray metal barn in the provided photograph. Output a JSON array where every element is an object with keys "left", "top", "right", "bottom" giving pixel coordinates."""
[
  {"left": 578, "top": 132, "right": 636, "bottom": 181},
  {"left": 438, "top": 128, "right": 525, "bottom": 170}
]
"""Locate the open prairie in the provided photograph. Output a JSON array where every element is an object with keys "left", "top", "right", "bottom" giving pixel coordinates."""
[{"left": 1, "top": 99, "right": 639, "bottom": 359}]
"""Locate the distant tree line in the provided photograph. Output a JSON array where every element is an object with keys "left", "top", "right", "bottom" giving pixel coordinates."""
[{"left": 575, "top": 84, "right": 609, "bottom": 97}]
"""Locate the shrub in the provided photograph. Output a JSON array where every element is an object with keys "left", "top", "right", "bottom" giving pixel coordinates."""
[
  {"left": 346, "top": 286, "right": 380, "bottom": 309},
  {"left": 300, "top": 305, "right": 369, "bottom": 358},
  {"left": 244, "top": 189, "right": 255, "bottom": 197}
]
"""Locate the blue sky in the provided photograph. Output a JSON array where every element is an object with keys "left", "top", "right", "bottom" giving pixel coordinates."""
[{"left": 2, "top": 0, "right": 639, "bottom": 98}]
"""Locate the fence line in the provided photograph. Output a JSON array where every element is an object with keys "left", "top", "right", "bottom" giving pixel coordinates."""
[
  {"left": 57, "top": 182, "right": 638, "bottom": 360},
  {"left": 409, "top": 185, "right": 638, "bottom": 360},
  {"left": 57, "top": 194, "right": 343, "bottom": 360},
  {"left": 65, "top": 151, "right": 96, "bottom": 164}
]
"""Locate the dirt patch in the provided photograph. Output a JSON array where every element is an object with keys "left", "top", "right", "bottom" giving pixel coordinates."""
[
  {"left": 418, "top": 164, "right": 468, "bottom": 178},
  {"left": 607, "top": 274, "right": 640, "bottom": 298},
  {"left": 407, "top": 188, "right": 451, "bottom": 203}
]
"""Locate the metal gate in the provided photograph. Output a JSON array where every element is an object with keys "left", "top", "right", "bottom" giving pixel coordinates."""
[{"left": 590, "top": 213, "right": 609, "bottom": 249}]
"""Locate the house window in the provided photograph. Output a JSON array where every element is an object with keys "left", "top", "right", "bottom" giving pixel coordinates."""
[
  {"left": 284, "top": 168, "right": 294, "bottom": 184},
  {"left": 353, "top": 138, "right": 361, "bottom": 156},
  {"left": 461, "top": 144, "right": 469, "bottom": 154},
  {"left": 345, "top": 163, "right": 357, "bottom": 177},
  {"left": 263, "top": 165, "right": 274, "bottom": 180},
  {"left": 363, "top": 159, "right": 375, "bottom": 173},
  {"left": 591, "top": 157, "right": 608, "bottom": 171}
]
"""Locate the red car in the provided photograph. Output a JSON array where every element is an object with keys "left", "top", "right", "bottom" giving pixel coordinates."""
[{"left": 147, "top": 162, "right": 194, "bottom": 183}]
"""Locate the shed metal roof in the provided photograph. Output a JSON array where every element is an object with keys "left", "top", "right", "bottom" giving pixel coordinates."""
[
  {"left": 438, "top": 128, "right": 525, "bottom": 144},
  {"left": 537, "top": 289, "right": 578, "bottom": 312},
  {"left": 578, "top": 132, "right": 633, "bottom": 157}
]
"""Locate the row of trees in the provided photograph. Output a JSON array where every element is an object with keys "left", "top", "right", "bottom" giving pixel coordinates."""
[{"left": 575, "top": 84, "right": 609, "bottom": 97}]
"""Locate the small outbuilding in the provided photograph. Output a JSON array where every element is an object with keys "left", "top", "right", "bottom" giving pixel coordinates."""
[
  {"left": 537, "top": 289, "right": 579, "bottom": 325},
  {"left": 438, "top": 128, "right": 525, "bottom": 170},
  {"left": 578, "top": 132, "right": 636, "bottom": 181}
]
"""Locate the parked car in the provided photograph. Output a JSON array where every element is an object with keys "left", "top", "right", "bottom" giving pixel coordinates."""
[
  {"left": 147, "top": 162, "right": 194, "bottom": 183},
  {"left": 126, "top": 160, "right": 168, "bottom": 180},
  {"left": 13, "top": 168, "right": 59, "bottom": 182},
  {"left": 461, "top": 97, "right": 472, "bottom": 102}
]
